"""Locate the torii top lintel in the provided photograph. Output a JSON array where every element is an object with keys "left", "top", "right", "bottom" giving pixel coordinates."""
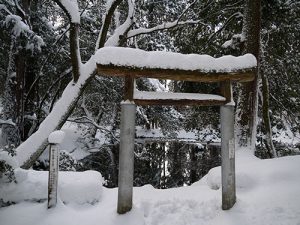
[
  {"left": 95, "top": 47, "right": 257, "bottom": 106},
  {"left": 96, "top": 47, "right": 257, "bottom": 83}
]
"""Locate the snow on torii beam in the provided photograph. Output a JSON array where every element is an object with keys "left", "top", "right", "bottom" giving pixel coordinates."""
[{"left": 96, "top": 47, "right": 257, "bottom": 83}]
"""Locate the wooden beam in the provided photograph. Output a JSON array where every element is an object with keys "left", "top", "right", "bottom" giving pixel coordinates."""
[
  {"left": 134, "top": 98, "right": 226, "bottom": 106},
  {"left": 97, "top": 64, "right": 256, "bottom": 83},
  {"left": 133, "top": 91, "right": 226, "bottom": 106},
  {"left": 220, "top": 80, "right": 232, "bottom": 103},
  {"left": 124, "top": 76, "right": 134, "bottom": 101}
]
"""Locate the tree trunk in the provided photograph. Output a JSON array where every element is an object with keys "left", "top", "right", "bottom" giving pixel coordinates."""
[
  {"left": 1, "top": 39, "right": 21, "bottom": 147},
  {"left": 236, "top": 0, "right": 261, "bottom": 149},
  {"left": 1, "top": 0, "right": 38, "bottom": 147},
  {"left": 261, "top": 72, "right": 276, "bottom": 157},
  {"left": 189, "top": 144, "right": 197, "bottom": 184}
]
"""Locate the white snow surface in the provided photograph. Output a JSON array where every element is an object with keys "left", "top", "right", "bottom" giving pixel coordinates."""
[
  {"left": 0, "top": 169, "right": 103, "bottom": 205},
  {"left": 48, "top": 130, "right": 66, "bottom": 144},
  {"left": 95, "top": 47, "right": 257, "bottom": 72},
  {"left": 1, "top": 151, "right": 299, "bottom": 225},
  {"left": 59, "top": 0, "right": 80, "bottom": 23},
  {"left": 134, "top": 91, "right": 226, "bottom": 101}
]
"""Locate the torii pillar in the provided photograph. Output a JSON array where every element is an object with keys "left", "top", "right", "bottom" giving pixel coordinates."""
[
  {"left": 117, "top": 77, "right": 136, "bottom": 214},
  {"left": 220, "top": 81, "right": 236, "bottom": 210}
]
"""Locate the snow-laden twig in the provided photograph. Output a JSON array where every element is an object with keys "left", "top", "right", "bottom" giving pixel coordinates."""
[
  {"left": 127, "top": 0, "right": 203, "bottom": 38},
  {"left": 37, "top": 67, "right": 72, "bottom": 113},
  {"left": 0, "top": 4, "right": 13, "bottom": 15},
  {"left": 0, "top": 119, "right": 16, "bottom": 127},
  {"left": 68, "top": 116, "right": 119, "bottom": 142},
  {"left": 127, "top": 20, "right": 202, "bottom": 38},
  {"left": 206, "top": 12, "right": 243, "bottom": 45},
  {"left": 13, "top": 0, "right": 25, "bottom": 18}
]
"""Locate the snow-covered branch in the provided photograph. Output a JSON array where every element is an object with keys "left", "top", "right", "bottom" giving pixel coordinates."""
[
  {"left": 54, "top": 0, "right": 80, "bottom": 24},
  {"left": 127, "top": 20, "right": 201, "bottom": 38},
  {"left": 37, "top": 67, "right": 72, "bottom": 113},
  {"left": 105, "top": 0, "right": 136, "bottom": 46},
  {"left": 127, "top": 0, "right": 203, "bottom": 39},
  {"left": 0, "top": 119, "right": 16, "bottom": 127},
  {"left": 206, "top": 12, "right": 243, "bottom": 45},
  {"left": 177, "top": 0, "right": 198, "bottom": 22},
  {"left": 53, "top": 0, "right": 81, "bottom": 82},
  {"left": 0, "top": 4, "right": 13, "bottom": 15},
  {"left": 95, "top": 0, "right": 122, "bottom": 51},
  {"left": 68, "top": 116, "right": 119, "bottom": 142},
  {"left": 13, "top": 0, "right": 26, "bottom": 20}
]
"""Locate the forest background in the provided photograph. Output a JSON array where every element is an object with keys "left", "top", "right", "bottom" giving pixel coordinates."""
[{"left": 0, "top": 0, "right": 299, "bottom": 188}]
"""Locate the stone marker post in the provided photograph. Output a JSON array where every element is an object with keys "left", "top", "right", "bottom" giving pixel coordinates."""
[{"left": 47, "top": 130, "right": 65, "bottom": 209}]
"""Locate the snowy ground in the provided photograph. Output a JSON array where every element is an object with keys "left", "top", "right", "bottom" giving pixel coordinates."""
[{"left": 1, "top": 150, "right": 300, "bottom": 225}]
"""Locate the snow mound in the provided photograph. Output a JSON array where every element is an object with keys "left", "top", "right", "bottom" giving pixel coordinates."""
[
  {"left": 48, "top": 130, "right": 65, "bottom": 144},
  {"left": 0, "top": 169, "right": 103, "bottom": 205},
  {"left": 141, "top": 198, "right": 219, "bottom": 225},
  {"left": 1, "top": 152, "right": 300, "bottom": 225}
]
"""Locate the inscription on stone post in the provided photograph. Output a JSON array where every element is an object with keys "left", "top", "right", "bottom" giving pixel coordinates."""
[
  {"left": 48, "top": 144, "right": 59, "bottom": 208},
  {"left": 47, "top": 130, "right": 65, "bottom": 209}
]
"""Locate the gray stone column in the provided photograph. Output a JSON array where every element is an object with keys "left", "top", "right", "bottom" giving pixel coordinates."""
[
  {"left": 220, "top": 104, "right": 236, "bottom": 210},
  {"left": 117, "top": 101, "right": 136, "bottom": 214},
  {"left": 48, "top": 144, "right": 59, "bottom": 208},
  {"left": 47, "top": 130, "right": 65, "bottom": 209}
]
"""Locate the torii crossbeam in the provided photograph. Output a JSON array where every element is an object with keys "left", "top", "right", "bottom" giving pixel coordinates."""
[{"left": 95, "top": 47, "right": 257, "bottom": 214}]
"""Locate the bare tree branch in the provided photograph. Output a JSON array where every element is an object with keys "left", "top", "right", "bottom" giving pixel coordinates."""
[
  {"left": 206, "top": 12, "right": 242, "bottom": 46},
  {"left": 127, "top": 0, "right": 206, "bottom": 39},
  {"left": 37, "top": 67, "right": 72, "bottom": 115},
  {"left": 68, "top": 116, "right": 119, "bottom": 141}
]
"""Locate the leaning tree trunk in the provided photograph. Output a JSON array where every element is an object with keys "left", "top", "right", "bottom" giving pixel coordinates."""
[
  {"left": 236, "top": 0, "right": 261, "bottom": 149},
  {"left": 261, "top": 69, "right": 276, "bottom": 158},
  {"left": 15, "top": 0, "right": 124, "bottom": 168}
]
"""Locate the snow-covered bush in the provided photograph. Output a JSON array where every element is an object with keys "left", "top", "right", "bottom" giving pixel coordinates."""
[
  {"left": 33, "top": 149, "right": 82, "bottom": 172},
  {"left": 0, "top": 144, "right": 17, "bottom": 183}
]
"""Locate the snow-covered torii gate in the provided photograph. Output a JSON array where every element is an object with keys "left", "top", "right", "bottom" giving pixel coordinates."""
[{"left": 96, "top": 47, "right": 257, "bottom": 214}]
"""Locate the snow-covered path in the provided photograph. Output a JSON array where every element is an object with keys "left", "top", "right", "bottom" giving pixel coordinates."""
[{"left": 1, "top": 151, "right": 300, "bottom": 225}]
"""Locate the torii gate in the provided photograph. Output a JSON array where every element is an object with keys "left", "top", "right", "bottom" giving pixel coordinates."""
[{"left": 96, "top": 47, "right": 257, "bottom": 214}]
